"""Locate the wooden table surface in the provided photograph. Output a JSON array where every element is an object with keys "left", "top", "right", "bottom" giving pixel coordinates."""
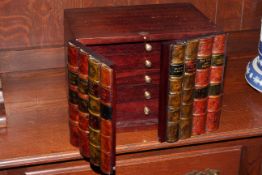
[{"left": 0, "top": 31, "right": 261, "bottom": 169}]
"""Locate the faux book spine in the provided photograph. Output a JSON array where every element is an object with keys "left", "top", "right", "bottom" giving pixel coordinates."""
[
  {"left": 78, "top": 49, "right": 90, "bottom": 159},
  {"left": 67, "top": 41, "right": 115, "bottom": 175},
  {"left": 166, "top": 42, "right": 185, "bottom": 142},
  {"left": 68, "top": 42, "right": 80, "bottom": 147},
  {"left": 192, "top": 36, "right": 213, "bottom": 135},
  {"left": 100, "top": 64, "right": 114, "bottom": 174},
  {"left": 159, "top": 34, "right": 226, "bottom": 142},
  {"left": 165, "top": 39, "right": 199, "bottom": 142},
  {"left": 88, "top": 57, "right": 102, "bottom": 170},
  {"left": 180, "top": 39, "right": 199, "bottom": 139},
  {"left": 206, "top": 34, "right": 226, "bottom": 132},
  {"left": 88, "top": 51, "right": 115, "bottom": 175}
]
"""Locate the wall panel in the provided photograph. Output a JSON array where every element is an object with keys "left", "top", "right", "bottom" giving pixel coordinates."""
[
  {"left": 216, "top": 0, "right": 243, "bottom": 31},
  {"left": 158, "top": 0, "right": 218, "bottom": 22},
  {"left": 0, "top": 0, "right": 84, "bottom": 50},
  {"left": 241, "top": 0, "right": 262, "bottom": 30},
  {"left": 0, "top": 47, "right": 65, "bottom": 73}
]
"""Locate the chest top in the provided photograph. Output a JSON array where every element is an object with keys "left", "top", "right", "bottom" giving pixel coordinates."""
[{"left": 64, "top": 3, "right": 220, "bottom": 45}]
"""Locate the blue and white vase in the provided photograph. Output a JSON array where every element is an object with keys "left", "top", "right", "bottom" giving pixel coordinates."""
[{"left": 245, "top": 19, "right": 262, "bottom": 93}]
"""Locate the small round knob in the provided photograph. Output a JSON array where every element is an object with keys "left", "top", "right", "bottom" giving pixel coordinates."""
[
  {"left": 144, "top": 75, "right": 152, "bottom": 83},
  {"left": 145, "top": 60, "right": 152, "bottom": 68},
  {"left": 144, "top": 106, "right": 151, "bottom": 115},
  {"left": 145, "top": 43, "right": 152, "bottom": 52},
  {"left": 144, "top": 91, "right": 151, "bottom": 99}
]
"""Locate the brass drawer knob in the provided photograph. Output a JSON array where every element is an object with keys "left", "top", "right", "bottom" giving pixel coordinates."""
[
  {"left": 144, "top": 75, "right": 152, "bottom": 83},
  {"left": 145, "top": 43, "right": 152, "bottom": 52},
  {"left": 145, "top": 60, "right": 152, "bottom": 68},
  {"left": 144, "top": 106, "right": 150, "bottom": 115},
  {"left": 144, "top": 91, "right": 151, "bottom": 99}
]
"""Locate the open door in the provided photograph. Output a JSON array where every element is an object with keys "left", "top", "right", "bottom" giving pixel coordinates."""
[{"left": 67, "top": 40, "right": 116, "bottom": 175}]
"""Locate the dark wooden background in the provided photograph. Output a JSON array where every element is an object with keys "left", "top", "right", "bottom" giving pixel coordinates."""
[{"left": 0, "top": 0, "right": 261, "bottom": 73}]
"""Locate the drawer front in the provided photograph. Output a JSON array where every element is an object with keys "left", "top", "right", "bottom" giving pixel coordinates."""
[
  {"left": 117, "top": 146, "right": 242, "bottom": 175},
  {"left": 89, "top": 42, "right": 161, "bottom": 130},
  {"left": 116, "top": 99, "right": 158, "bottom": 128},
  {"left": 19, "top": 146, "right": 241, "bottom": 175}
]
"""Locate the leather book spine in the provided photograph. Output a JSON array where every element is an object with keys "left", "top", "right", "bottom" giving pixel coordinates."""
[
  {"left": 206, "top": 34, "right": 226, "bottom": 132},
  {"left": 166, "top": 42, "right": 185, "bottom": 142},
  {"left": 78, "top": 49, "right": 90, "bottom": 159},
  {"left": 88, "top": 54, "right": 115, "bottom": 174},
  {"left": 100, "top": 64, "right": 114, "bottom": 175},
  {"left": 179, "top": 39, "right": 199, "bottom": 139},
  {"left": 192, "top": 37, "right": 213, "bottom": 135},
  {"left": 88, "top": 57, "right": 102, "bottom": 170},
  {"left": 68, "top": 42, "right": 80, "bottom": 147}
]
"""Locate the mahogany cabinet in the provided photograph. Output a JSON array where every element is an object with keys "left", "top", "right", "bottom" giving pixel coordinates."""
[{"left": 0, "top": 3, "right": 262, "bottom": 175}]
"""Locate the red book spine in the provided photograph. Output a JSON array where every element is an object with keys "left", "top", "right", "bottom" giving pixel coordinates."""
[
  {"left": 206, "top": 34, "right": 226, "bottom": 132},
  {"left": 78, "top": 49, "right": 90, "bottom": 159},
  {"left": 100, "top": 64, "right": 114, "bottom": 175},
  {"left": 192, "top": 37, "right": 213, "bottom": 135},
  {"left": 68, "top": 42, "right": 80, "bottom": 147}
]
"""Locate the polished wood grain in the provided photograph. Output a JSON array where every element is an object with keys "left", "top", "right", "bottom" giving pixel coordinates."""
[
  {"left": 0, "top": 0, "right": 85, "bottom": 50},
  {"left": 241, "top": 0, "right": 262, "bottom": 30},
  {"left": 116, "top": 146, "right": 242, "bottom": 175},
  {"left": 227, "top": 30, "right": 260, "bottom": 58},
  {"left": 0, "top": 0, "right": 261, "bottom": 51},
  {"left": 0, "top": 2, "right": 262, "bottom": 174},
  {"left": 216, "top": 0, "right": 243, "bottom": 31},
  {"left": 88, "top": 42, "right": 161, "bottom": 129},
  {"left": 1, "top": 1, "right": 261, "bottom": 74},
  {"left": 0, "top": 30, "right": 259, "bottom": 74},
  {"left": 6, "top": 137, "right": 262, "bottom": 175},
  {"left": 158, "top": 0, "right": 218, "bottom": 22},
  {"left": 0, "top": 69, "right": 75, "bottom": 161},
  {"left": 0, "top": 47, "right": 65, "bottom": 73},
  {"left": 65, "top": 3, "right": 219, "bottom": 45},
  {"left": 68, "top": 4, "right": 219, "bottom": 136},
  {"left": 0, "top": 48, "right": 262, "bottom": 170}
]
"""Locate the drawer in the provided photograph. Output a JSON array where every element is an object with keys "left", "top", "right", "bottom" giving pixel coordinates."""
[
  {"left": 16, "top": 146, "right": 241, "bottom": 175},
  {"left": 1, "top": 160, "right": 93, "bottom": 175},
  {"left": 116, "top": 99, "right": 158, "bottom": 128},
  {"left": 116, "top": 84, "right": 159, "bottom": 103},
  {"left": 116, "top": 69, "right": 159, "bottom": 86},
  {"left": 117, "top": 146, "right": 242, "bottom": 175},
  {"left": 89, "top": 42, "right": 161, "bottom": 82}
]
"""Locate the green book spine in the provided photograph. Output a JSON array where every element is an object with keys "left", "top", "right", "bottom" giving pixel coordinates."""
[
  {"left": 166, "top": 42, "right": 185, "bottom": 142},
  {"left": 179, "top": 39, "right": 199, "bottom": 139},
  {"left": 88, "top": 56, "right": 102, "bottom": 169}
]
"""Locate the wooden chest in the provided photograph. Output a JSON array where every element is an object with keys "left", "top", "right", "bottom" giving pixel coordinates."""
[
  {"left": 64, "top": 3, "right": 220, "bottom": 131},
  {"left": 64, "top": 3, "right": 222, "bottom": 174}
]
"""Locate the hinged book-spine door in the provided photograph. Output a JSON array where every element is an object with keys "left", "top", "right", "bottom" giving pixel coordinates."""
[
  {"left": 159, "top": 33, "right": 226, "bottom": 142},
  {"left": 67, "top": 40, "right": 116, "bottom": 175}
]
